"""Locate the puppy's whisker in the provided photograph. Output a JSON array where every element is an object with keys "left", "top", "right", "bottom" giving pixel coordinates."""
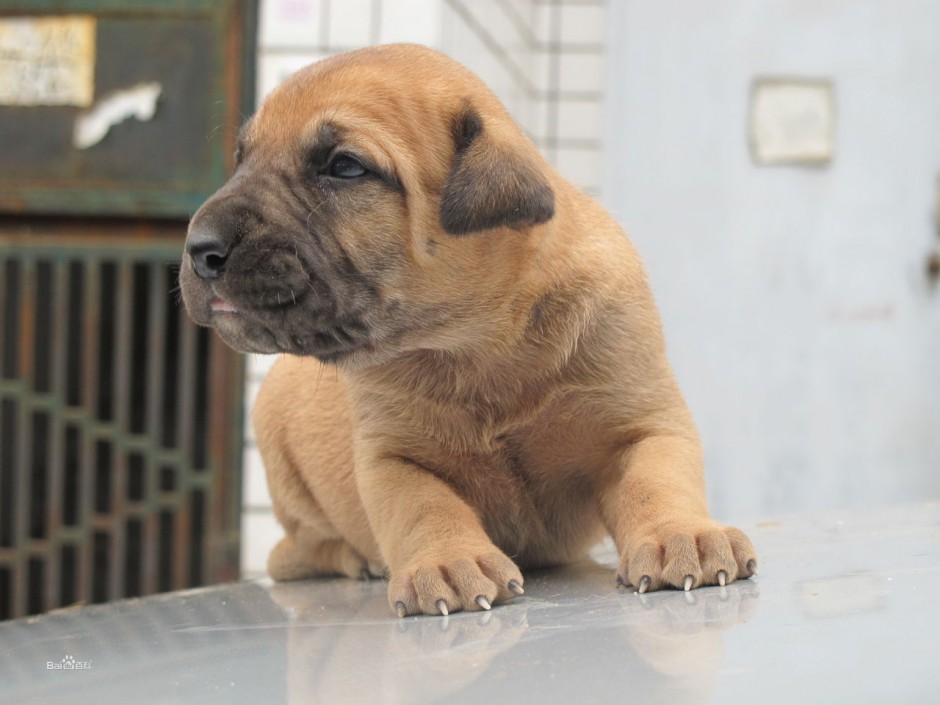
[{"left": 288, "top": 236, "right": 323, "bottom": 307}]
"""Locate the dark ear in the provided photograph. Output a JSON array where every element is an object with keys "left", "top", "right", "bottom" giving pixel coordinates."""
[{"left": 439, "top": 107, "right": 555, "bottom": 236}]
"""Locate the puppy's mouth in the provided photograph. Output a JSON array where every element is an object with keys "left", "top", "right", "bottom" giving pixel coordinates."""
[
  {"left": 200, "top": 286, "right": 375, "bottom": 363},
  {"left": 210, "top": 297, "right": 239, "bottom": 314}
]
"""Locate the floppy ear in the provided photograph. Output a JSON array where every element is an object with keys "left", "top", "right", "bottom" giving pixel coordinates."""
[{"left": 439, "top": 107, "right": 555, "bottom": 236}]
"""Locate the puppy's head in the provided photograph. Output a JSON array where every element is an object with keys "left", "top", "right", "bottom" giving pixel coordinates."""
[{"left": 180, "top": 44, "right": 555, "bottom": 367}]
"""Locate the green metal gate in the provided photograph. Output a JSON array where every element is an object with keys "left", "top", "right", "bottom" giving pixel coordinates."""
[{"left": 0, "top": 0, "right": 256, "bottom": 619}]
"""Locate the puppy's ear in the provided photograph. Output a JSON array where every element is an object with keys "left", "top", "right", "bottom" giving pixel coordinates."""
[{"left": 439, "top": 107, "right": 555, "bottom": 236}]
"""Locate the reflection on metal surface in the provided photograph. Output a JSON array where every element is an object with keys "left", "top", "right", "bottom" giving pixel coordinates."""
[
  {"left": 0, "top": 560, "right": 758, "bottom": 705},
  {"left": 268, "top": 560, "right": 758, "bottom": 705},
  {"left": 1, "top": 504, "right": 939, "bottom": 704},
  {"left": 625, "top": 581, "right": 759, "bottom": 682},
  {"left": 271, "top": 580, "right": 531, "bottom": 705},
  {"left": 796, "top": 573, "right": 888, "bottom": 619}
]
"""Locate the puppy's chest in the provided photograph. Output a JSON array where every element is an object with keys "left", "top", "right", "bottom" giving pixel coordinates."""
[
  {"left": 410, "top": 403, "right": 604, "bottom": 554},
  {"left": 357, "top": 371, "right": 610, "bottom": 554},
  {"left": 403, "top": 384, "right": 607, "bottom": 488},
  {"left": 412, "top": 407, "right": 544, "bottom": 499},
  {"left": 424, "top": 434, "right": 561, "bottom": 543}
]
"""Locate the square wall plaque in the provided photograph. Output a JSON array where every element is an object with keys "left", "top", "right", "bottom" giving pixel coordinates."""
[{"left": 749, "top": 78, "right": 834, "bottom": 166}]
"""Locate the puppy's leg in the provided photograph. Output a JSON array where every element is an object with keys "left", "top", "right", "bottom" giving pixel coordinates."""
[
  {"left": 255, "top": 356, "right": 385, "bottom": 582},
  {"left": 260, "top": 430, "right": 383, "bottom": 581},
  {"left": 268, "top": 518, "right": 380, "bottom": 581},
  {"left": 600, "top": 432, "right": 757, "bottom": 593},
  {"left": 354, "top": 454, "right": 524, "bottom": 617}
]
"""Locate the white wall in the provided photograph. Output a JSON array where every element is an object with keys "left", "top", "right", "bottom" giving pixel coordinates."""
[
  {"left": 441, "top": 0, "right": 607, "bottom": 195},
  {"left": 605, "top": 0, "right": 940, "bottom": 518}
]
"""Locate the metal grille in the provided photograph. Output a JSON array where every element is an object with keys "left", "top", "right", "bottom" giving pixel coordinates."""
[{"left": 0, "top": 231, "right": 244, "bottom": 620}]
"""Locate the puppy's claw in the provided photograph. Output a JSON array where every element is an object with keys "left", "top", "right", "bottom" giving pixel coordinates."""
[
  {"left": 395, "top": 601, "right": 407, "bottom": 619},
  {"left": 683, "top": 575, "right": 694, "bottom": 592},
  {"left": 616, "top": 574, "right": 627, "bottom": 589},
  {"left": 508, "top": 579, "right": 525, "bottom": 595},
  {"left": 436, "top": 599, "right": 449, "bottom": 617},
  {"left": 475, "top": 595, "right": 492, "bottom": 611},
  {"left": 747, "top": 559, "right": 759, "bottom": 576},
  {"left": 637, "top": 575, "right": 651, "bottom": 594},
  {"left": 718, "top": 570, "right": 727, "bottom": 587}
]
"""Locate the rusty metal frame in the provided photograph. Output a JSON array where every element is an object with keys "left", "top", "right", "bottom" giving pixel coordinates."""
[{"left": 0, "top": 0, "right": 258, "bottom": 217}]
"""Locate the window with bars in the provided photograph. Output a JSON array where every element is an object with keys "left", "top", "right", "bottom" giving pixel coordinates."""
[{"left": 0, "top": 229, "right": 244, "bottom": 620}]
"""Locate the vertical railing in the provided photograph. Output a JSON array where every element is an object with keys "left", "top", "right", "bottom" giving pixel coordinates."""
[{"left": 0, "top": 237, "right": 244, "bottom": 620}]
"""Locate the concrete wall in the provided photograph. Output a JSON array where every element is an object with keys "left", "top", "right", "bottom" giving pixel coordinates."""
[{"left": 605, "top": 0, "right": 940, "bottom": 519}]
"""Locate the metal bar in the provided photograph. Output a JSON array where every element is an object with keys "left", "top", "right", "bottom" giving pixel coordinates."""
[
  {"left": 108, "top": 263, "right": 133, "bottom": 600},
  {"left": 0, "top": 237, "right": 182, "bottom": 260},
  {"left": 12, "top": 258, "right": 35, "bottom": 617},
  {"left": 44, "top": 527, "right": 87, "bottom": 544},
  {"left": 43, "top": 261, "right": 69, "bottom": 610},
  {"left": 25, "top": 540, "right": 51, "bottom": 556},
  {"left": 0, "top": 256, "right": 6, "bottom": 379},
  {"left": 126, "top": 503, "right": 152, "bottom": 518},
  {"left": 209, "top": 333, "right": 244, "bottom": 582},
  {"left": 90, "top": 516, "right": 114, "bottom": 532},
  {"left": 173, "top": 313, "right": 197, "bottom": 589},
  {"left": 142, "top": 263, "right": 167, "bottom": 594},
  {"left": 0, "top": 256, "right": 8, "bottom": 588},
  {"left": 207, "top": 334, "right": 227, "bottom": 582},
  {"left": 0, "top": 1, "right": 220, "bottom": 17},
  {"left": 0, "top": 384, "right": 200, "bottom": 460},
  {"left": 77, "top": 259, "right": 100, "bottom": 606}
]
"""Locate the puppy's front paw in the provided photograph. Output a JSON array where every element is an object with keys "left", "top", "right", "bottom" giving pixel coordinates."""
[
  {"left": 388, "top": 548, "right": 524, "bottom": 617},
  {"left": 618, "top": 520, "right": 757, "bottom": 593}
]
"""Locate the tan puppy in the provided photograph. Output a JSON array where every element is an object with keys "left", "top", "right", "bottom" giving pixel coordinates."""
[{"left": 180, "top": 44, "right": 756, "bottom": 617}]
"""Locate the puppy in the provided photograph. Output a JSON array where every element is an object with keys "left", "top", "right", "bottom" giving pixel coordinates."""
[{"left": 180, "top": 44, "right": 757, "bottom": 617}]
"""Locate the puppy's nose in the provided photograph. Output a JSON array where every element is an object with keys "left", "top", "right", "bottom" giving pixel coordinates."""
[{"left": 186, "top": 228, "right": 230, "bottom": 280}]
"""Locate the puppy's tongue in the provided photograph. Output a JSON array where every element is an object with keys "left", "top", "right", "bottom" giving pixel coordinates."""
[{"left": 210, "top": 297, "right": 238, "bottom": 313}]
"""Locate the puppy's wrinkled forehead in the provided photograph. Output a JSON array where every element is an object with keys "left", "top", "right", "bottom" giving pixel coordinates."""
[
  {"left": 250, "top": 57, "right": 441, "bottom": 144},
  {"left": 238, "top": 46, "right": 505, "bottom": 184},
  {"left": 238, "top": 112, "right": 404, "bottom": 190}
]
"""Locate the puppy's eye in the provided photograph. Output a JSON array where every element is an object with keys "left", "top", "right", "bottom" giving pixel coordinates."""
[{"left": 328, "top": 155, "right": 368, "bottom": 179}]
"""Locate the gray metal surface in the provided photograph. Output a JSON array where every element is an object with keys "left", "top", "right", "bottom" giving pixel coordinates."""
[{"left": 1, "top": 501, "right": 938, "bottom": 704}]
